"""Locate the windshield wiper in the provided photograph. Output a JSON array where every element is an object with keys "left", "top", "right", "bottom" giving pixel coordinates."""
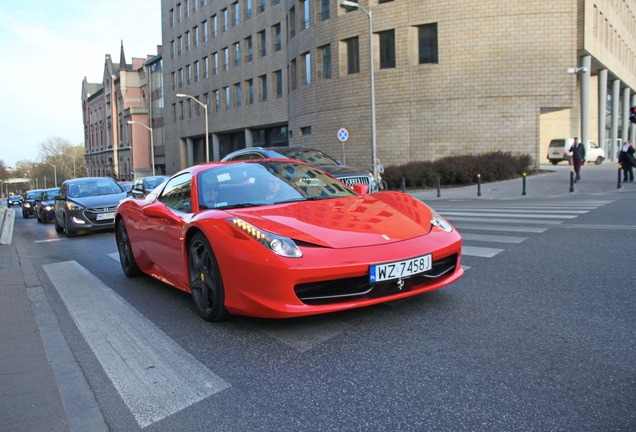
[
  {"left": 273, "top": 197, "right": 331, "bottom": 204},
  {"left": 214, "top": 203, "right": 261, "bottom": 209}
]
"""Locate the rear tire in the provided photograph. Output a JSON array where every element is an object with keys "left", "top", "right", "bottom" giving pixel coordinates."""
[
  {"left": 595, "top": 156, "right": 604, "bottom": 165},
  {"left": 550, "top": 160, "right": 559, "bottom": 165}
]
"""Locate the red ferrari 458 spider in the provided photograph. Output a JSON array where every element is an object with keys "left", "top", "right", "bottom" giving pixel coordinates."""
[{"left": 115, "top": 159, "right": 463, "bottom": 321}]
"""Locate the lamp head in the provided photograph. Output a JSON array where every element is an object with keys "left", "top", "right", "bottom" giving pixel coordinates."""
[{"left": 340, "top": 1, "right": 359, "bottom": 8}]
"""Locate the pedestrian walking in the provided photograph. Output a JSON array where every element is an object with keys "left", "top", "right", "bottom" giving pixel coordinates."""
[
  {"left": 570, "top": 137, "right": 585, "bottom": 182},
  {"left": 618, "top": 142, "right": 635, "bottom": 183}
]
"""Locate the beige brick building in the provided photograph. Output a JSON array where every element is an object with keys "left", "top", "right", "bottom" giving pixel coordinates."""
[{"left": 162, "top": 0, "right": 636, "bottom": 174}]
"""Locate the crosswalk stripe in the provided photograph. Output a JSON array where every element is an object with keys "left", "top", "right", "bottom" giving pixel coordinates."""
[
  {"left": 460, "top": 233, "right": 527, "bottom": 244},
  {"left": 462, "top": 246, "right": 505, "bottom": 258},
  {"left": 441, "top": 211, "right": 578, "bottom": 219},
  {"left": 43, "top": 261, "right": 230, "bottom": 428},
  {"left": 438, "top": 208, "right": 588, "bottom": 215},
  {"left": 453, "top": 224, "right": 547, "bottom": 233},
  {"left": 448, "top": 216, "right": 564, "bottom": 224}
]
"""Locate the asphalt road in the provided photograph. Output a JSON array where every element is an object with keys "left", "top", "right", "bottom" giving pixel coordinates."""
[{"left": 8, "top": 181, "right": 635, "bottom": 431}]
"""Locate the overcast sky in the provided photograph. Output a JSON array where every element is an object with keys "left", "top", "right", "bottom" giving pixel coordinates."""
[{"left": 0, "top": 0, "right": 162, "bottom": 167}]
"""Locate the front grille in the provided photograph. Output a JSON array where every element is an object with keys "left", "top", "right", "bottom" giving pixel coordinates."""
[
  {"left": 339, "top": 176, "right": 370, "bottom": 188},
  {"left": 295, "top": 254, "right": 458, "bottom": 305}
]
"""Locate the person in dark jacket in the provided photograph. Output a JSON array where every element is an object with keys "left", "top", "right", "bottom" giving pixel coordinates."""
[
  {"left": 618, "top": 142, "right": 635, "bottom": 183},
  {"left": 569, "top": 137, "right": 585, "bottom": 182}
]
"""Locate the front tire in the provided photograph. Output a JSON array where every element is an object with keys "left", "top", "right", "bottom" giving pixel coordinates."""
[
  {"left": 188, "top": 232, "right": 229, "bottom": 322},
  {"left": 63, "top": 215, "right": 76, "bottom": 237},
  {"left": 595, "top": 156, "right": 604, "bottom": 165},
  {"left": 116, "top": 219, "right": 142, "bottom": 277},
  {"left": 54, "top": 215, "right": 63, "bottom": 232}
]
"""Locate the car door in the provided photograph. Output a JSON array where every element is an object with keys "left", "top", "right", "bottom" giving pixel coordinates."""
[{"left": 141, "top": 173, "right": 193, "bottom": 286}]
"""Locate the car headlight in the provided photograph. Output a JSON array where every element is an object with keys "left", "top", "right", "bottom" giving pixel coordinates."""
[
  {"left": 44, "top": 205, "right": 53, "bottom": 211},
  {"left": 23, "top": 203, "right": 31, "bottom": 208},
  {"left": 66, "top": 202, "right": 84, "bottom": 211},
  {"left": 429, "top": 208, "right": 453, "bottom": 233},
  {"left": 228, "top": 218, "right": 303, "bottom": 258}
]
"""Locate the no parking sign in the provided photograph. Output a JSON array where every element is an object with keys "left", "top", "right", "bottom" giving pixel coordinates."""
[{"left": 337, "top": 128, "right": 348, "bottom": 163}]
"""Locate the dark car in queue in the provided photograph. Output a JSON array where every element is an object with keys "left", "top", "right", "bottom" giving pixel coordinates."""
[
  {"left": 54, "top": 177, "right": 127, "bottom": 237},
  {"left": 130, "top": 175, "right": 169, "bottom": 198},
  {"left": 118, "top": 181, "right": 133, "bottom": 195},
  {"left": 35, "top": 188, "right": 60, "bottom": 223},
  {"left": 21, "top": 189, "right": 43, "bottom": 218},
  {"left": 8, "top": 194, "right": 23, "bottom": 207},
  {"left": 221, "top": 146, "right": 379, "bottom": 192}
]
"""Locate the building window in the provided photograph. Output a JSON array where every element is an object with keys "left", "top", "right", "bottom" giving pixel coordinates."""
[
  {"left": 345, "top": 37, "right": 359, "bottom": 74},
  {"left": 204, "top": 56, "right": 209, "bottom": 78},
  {"left": 302, "top": 52, "right": 311, "bottom": 85},
  {"left": 212, "top": 15, "right": 218, "bottom": 37},
  {"left": 259, "top": 74, "right": 268, "bottom": 101},
  {"left": 321, "top": 0, "right": 330, "bottom": 20},
  {"left": 301, "top": 0, "right": 310, "bottom": 30},
  {"left": 194, "top": 61, "right": 200, "bottom": 81},
  {"left": 259, "top": 0, "right": 266, "bottom": 13},
  {"left": 225, "top": 87, "right": 231, "bottom": 109},
  {"left": 203, "top": 20, "right": 209, "bottom": 42},
  {"left": 418, "top": 23, "right": 438, "bottom": 64},
  {"left": 235, "top": 83, "right": 242, "bottom": 107},
  {"left": 258, "top": 30, "right": 266, "bottom": 57},
  {"left": 245, "top": 36, "right": 253, "bottom": 62},
  {"left": 185, "top": 31, "right": 191, "bottom": 51},
  {"left": 222, "top": 9, "right": 228, "bottom": 31},
  {"left": 300, "top": 126, "right": 311, "bottom": 135},
  {"left": 247, "top": 0, "right": 252, "bottom": 19},
  {"left": 234, "top": 42, "right": 241, "bottom": 66},
  {"left": 273, "top": 23, "right": 281, "bottom": 51},
  {"left": 275, "top": 70, "right": 283, "bottom": 98},
  {"left": 194, "top": 26, "right": 200, "bottom": 47},
  {"left": 223, "top": 47, "right": 230, "bottom": 70},
  {"left": 233, "top": 2, "right": 240, "bottom": 26},
  {"left": 290, "top": 59, "right": 297, "bottom": 90},
  {"left": 177, "top": 36, "right": 183, "bottom": 55},
  {"left": 171, "top": 72, "right": 176, "bottom": 90},
  {"left": 213, "top": 52, "right": 219, "bottom": 74},
  {"left": 378, "top": 0, "right": 393, "bottom": 3},
  {"left": 320, "top": 44, "right": 331, "bottom": 79},
  {"left": 378, "top": 29, "right": 395, "bottom": 69},
  {"left": 247, "top": 79, "right": 254, "bottom": 104},
  {"left": 289, "top": 6, "right": 296, "bottom": 38}
]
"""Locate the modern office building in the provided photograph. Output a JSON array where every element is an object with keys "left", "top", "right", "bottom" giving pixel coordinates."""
[
  {"left": 158, "top": 0, "right": 635, "bottom": 173},
  {"left": 82, "top": 44, "right": 165, "bottom": 179}
]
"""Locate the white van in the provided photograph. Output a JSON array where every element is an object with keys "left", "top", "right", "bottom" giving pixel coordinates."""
[{"left": 546, "top": 138, "right": 606, "bottom": 165}]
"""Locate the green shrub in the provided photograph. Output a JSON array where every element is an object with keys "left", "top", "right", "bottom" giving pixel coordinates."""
[{"left": 383, "top": 152, "right": 534, "bottom": 190}]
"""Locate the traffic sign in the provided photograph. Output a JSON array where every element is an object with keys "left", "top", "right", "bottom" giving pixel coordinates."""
[{"left": 337, "top": 128, "right": 349, "bottom": 142}]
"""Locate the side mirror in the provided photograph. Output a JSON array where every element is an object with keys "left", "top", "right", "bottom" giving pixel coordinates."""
[
  {"left": 142, "top": 203, "right": 181, "bottom": 224},
  {"left": 353, "top": 183, "right": 369, "bottom": 195}
]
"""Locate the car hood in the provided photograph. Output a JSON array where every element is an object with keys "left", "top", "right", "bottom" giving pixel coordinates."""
[
  {"left": 68, "top": 193, "right": 128, "bottom": 209},
  {"left": 226, "top": 192, "right": 433, "bottom": 248},
  {"left": 315, "top": 164, "right": 372, "bottom": 177}
]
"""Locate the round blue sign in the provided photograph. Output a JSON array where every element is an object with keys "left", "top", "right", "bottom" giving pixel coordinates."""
[{"left": 337, "top": 128, "right": 349, "bottom": 142}]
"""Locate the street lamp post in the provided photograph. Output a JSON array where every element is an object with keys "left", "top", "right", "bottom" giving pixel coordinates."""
[
  {"left": 128, "top": 120, "right": 156, "bottom": 176},
  {"left": 176, "top": 93, "right": 210, "bottom": 163},
  {"left": 340, "top": 1, "right": 377, "bottom": 183},
  {"left": 46, "top": 162, "right": 57, "bottom": 187}
]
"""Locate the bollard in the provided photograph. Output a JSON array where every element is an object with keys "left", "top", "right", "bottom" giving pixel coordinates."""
[
  {"left": 522, "top": 172, "right": 527, "bottom": 196},
  {"left": 617, "top": 165, "right": 622, "bottom": 189},
  {"left": 569, "top": 170, "right": 574, "bottom": 192},
  {"left": 401, "top": 175, "right": 406, "bottom": 193},
  {"left": 477, "top": 174, "right": 482, "bottom": 196},
  {"left": 436, "top": 176, "right": 441, "bottom": 198}
]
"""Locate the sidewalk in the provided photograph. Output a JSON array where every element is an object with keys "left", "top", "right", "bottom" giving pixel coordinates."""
[
  {"left": 0, "top": 206, "right": 106, "bottom": 432},
  {"left": 0, "top": 161, "right": 633, "bottom": 431}
]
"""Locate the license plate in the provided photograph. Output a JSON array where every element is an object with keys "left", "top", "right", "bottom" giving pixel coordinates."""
[
  {"left": 369, "top": 254, "right": 432, "bottom": 283},
  {"left": 96, "top": 212, "right": 115, "bottom": 221}
]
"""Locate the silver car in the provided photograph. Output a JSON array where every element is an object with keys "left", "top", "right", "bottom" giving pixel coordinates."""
[{"left": 54, "top": 177, "right": 127, "bottom": 237}]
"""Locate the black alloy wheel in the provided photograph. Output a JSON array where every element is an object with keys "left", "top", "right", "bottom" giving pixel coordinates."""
[
  {"left": 116, "top": 219, "right": 142, "bottom": 277},
  {"left": 54, "top": 214, "right": 63, "bottom": 233},
  {"left": 188, "top": 232, "right": 229, "bottom": 322}
]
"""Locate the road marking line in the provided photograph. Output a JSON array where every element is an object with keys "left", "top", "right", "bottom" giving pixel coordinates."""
[
  {"left": 108, "top": 252, "right": 119, "bottom": 261},
  {"left": 453, "top": 224, "right": 547, "bottom": 233},
  {"left": 460, "top": 233, "right": 527, "bottom": 244},
  {"left": 448, "top": 216, "right": 563, "bottom": 225},
  {"left": 43, "top": 261, "right": 230, "bottom": 428},
  {"left": 441, "top": 211, "right": 578, "bottom": 219},
  {"left": 462, "top": 246, "right": 505, "bottom": 258},
  {"left": 34, "top": 238, "right": 65, "bottom": 243}
]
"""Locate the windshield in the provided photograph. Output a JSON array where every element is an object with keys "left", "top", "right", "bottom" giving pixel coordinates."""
[
  {"left": 198, "top": 160, "right": 357, "bottom": 210},
  {"left": 26, "top": 191, "right": 41, "bottom": 199},
  {"left": 42, "top": 189, "right": 59, "bottom": 200},
  {"left": 68, "top": 180, "right": 123, "bottom": 198},
  {"left": 274, "top": 148, "right": 340, "bottom": 165}
]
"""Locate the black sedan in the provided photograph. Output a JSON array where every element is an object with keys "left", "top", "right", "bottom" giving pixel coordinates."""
[
  {"left": 54, "top": 177, "right": 127, "bottom": 237},
  {"left": 130, "top": 175, "right": 169, "bottom": 198},
  {"left": 221, "top": 146, "right": 378, "bottom": 192},
  {"left": 35, "top": 188, "right": 59, "bottom": 223},
  {"left": 21, "top": 189, "right": 43, "bottom": 218},
  {"left": 7, "top": 194, "right": 22, "bottom": 207}
]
